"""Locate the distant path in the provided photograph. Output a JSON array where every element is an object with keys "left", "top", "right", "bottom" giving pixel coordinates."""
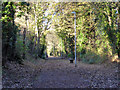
[
  {"left": 47, "top": 56, "right": 63, "bottom": 60},
  {"left": 33, "top": 58, "right": 118, "bottom": 88}
]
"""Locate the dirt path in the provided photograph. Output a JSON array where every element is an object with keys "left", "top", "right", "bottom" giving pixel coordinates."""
[{"left": 33, "top": 58, "right": 119, "bottom": 88}]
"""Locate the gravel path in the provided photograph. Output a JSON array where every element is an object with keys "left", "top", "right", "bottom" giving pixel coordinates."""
[{"left": 33, "top": 58, "right": 119, "bottom": 88}]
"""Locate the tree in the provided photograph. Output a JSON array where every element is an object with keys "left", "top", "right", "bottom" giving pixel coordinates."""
[
  {"left": 117, "top": 2, "right": 120, "bottom": 59},
  {"left": 2, "top": 2, "right": 17, "bottom": 65}
]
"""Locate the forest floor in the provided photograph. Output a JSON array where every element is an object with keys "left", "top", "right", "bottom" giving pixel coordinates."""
[{"left": 2, "top": 56, "right": 119, "bottom": 88}]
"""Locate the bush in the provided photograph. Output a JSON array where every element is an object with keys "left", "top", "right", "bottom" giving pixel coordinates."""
[
  {"left": 67, "top": 53, "right": 74, "bottom": 59},
  {"left": 81, "top": 50, "right": 108, "bottom": 64}
]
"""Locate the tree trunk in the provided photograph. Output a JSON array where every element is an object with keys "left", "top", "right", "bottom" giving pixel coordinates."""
[
  {"left": 118, "top": 50, "right": 120, "bottom": 59},
  {"left": 34, "top": 3, "right": 39, "bottom": 58},
  {"left": 34, "top": 34, "right": 37, "bottom": 59},
  {"left": 37, "top": 29, "right": 40, "bottom": 57},
  {"left": 118, "top": 4, "right": 120, "bottom": 59},
  {"left": 64, "top": 38, "right": 68, "bottom": 57},
  {"left": 11, "top": 2, "right": 16, "bottom": 60},
  {"left": 23, "top": 28, "right": 26, "bottom": 59}
]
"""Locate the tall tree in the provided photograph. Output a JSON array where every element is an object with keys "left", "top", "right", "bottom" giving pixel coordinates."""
[{"left": 2, "top": 2, "right": 17, "bottom": 64}]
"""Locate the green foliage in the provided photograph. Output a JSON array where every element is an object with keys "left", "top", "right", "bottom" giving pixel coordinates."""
[
  {"left": 67, "top": 53, "right": 74, "bottom": 58},
  {"left": 16, "top": 34, "right": 24, "bottom": 57},
  {"left": 81, "top": 50, "right": 108, "bottom": 64},
  {"left": 2, "top": 2, "right": 119, "bottom": 65}
]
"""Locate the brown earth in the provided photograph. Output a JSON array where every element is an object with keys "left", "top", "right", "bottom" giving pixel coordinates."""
[{"left": 2, "top": 57, "right": 119, "bottom": 88}]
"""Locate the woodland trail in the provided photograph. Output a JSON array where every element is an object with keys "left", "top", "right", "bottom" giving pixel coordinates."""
[{"left": 33, "top": 57, "right": 119, "bottom": 88}]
